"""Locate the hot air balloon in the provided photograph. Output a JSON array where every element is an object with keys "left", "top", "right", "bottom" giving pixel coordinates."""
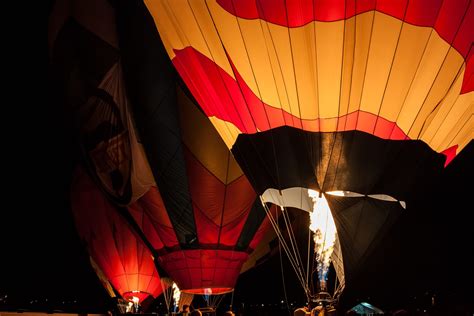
[
  {"left": 119, "top": 84, "right": 276, "bottom": 296},
  {"left": 71, "top": 166, "right": 163, "bottom": 305},
  {"left": 49, "top": 0, "right": 155, "bottom": 206},
  {"left": 140, "top": 0, "right": 473, "bottom": 305}
]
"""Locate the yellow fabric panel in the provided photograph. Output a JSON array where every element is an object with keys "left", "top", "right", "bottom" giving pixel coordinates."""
[
  {"left": 379, "top": 24, "right": 433, "bottom": 121},
  {"left": 396, "top": 33, "right": 452, "bottom": 132},
  {"left": 188, "top": 0, "right": 235, "bottom": 75},
  {"left": 424, "top": 89, "right": 473, "bottom": 151},
  {"left": 347, "top": 12, "right": 375, "bottom": 114},
  {"left": 238, "top": 18, "right": 284, "bottom": 119},
  {"left": 418, "top": 69, "right": 464, "bottom": 140},
  {"left": 339, "top": 17, "right": 356, "bottom": 117},
  {"left": 414, "top": 65, "right": 466, "bottom": 142},
  {"left": 315, "top": 21, "right": 345, "bottom": 118},
  {"left": 401, "top": 49, "right": 464, "bottom": 135},
  {"left": 178, "top": 88, "right": 243, "bottom": 184},
  {"left": 208, "top": 116, "right": 240, "bottom": 149},
  {"left": 261, "top": 22, "right": 295, "bottom": 115},
  {"left": 448, "top": 114, "right": 473, "bottom": 153},
  {"left": 289, "top": 24, "right": 320, "bottom": 119},
  {"left": 360, "top": 12, "right": 403, "bottom": 115},
  {"left": 440, "top": 106, "right": 473, "bottom": 152},
  {"left": 263, "top": 22, "right": 299, "bottom": 115},
  {"left": 207, "top": 0, "right": 258, "bottom": 88}
]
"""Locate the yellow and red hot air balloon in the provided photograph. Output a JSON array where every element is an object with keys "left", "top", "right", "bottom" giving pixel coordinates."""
[{"left": 146, "top": 0, "right": 472, "bottom": 160}]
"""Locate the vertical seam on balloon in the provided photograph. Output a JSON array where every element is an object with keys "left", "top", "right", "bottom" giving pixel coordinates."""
[
  {"left": 201, "top": 0, "right": 278, "bottom": 188},
  {"left": 353, "top": 7, "right": 376, "bottom": 133},
  {"left": 322, "top": 0, "right": 350, "bottom": 193},
  {"left": 418, "top": 66, "right": 466, "bottom": 147},
  {"left": 196, "top": 0, "right": 259, "bottom": 134},
  {"left": 434, "top": 93, "right": 471, "bottom": 150},
  {"left": 371, "top": 0, "right": 410, "bottom": 137},
  {"left": 228, "top": 0, "right": 285, "bottom": 194},
  {"left": 255, "top": 1, "right": 291, "bottom": 128}
]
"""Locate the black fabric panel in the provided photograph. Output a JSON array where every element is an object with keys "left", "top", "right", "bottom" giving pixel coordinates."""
[
  {"left": 51, "top": 18, "right": 119, "bottom": 110},
  {"left": 235, "top": 198, "right": 267, "bottom": 251},
  {"left": 114, "top": 0, "right": 197, "bottom": 248},
  {"left": 326, "top": 196, "right": 402, "bottom": 282},
  {"left": 233, "top": 127, "right": 445, "bottom": 201},
  {"left": 232, "top": 127, "right": 319, "bottom": 193}
]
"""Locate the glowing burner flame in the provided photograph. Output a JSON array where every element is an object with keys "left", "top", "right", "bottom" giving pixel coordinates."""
[
  {"left": 172, "top": 282, "right": 181, "bottom": 311},
  {"left": 308, "top": 190, "right": 337, "bottom": 291}
]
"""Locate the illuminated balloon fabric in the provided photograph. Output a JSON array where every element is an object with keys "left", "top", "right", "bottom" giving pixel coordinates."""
[
  {"left": 123, "top": 86, "right": 276, "bottom": 294},
  {"left": 49, "top": 0, "right": 155, "bottom": 205},
  {"left": 146, "top": 0, "right": 473, "bottom": 159},
  {"left": 71, "top": 167, "right": 162, "bottom": 302},
  {"left": 113, "top": 0, "right": 278, "bottom": 294},
  {"left": 143, "top": 0, "right": 471, "bottom": 283}
]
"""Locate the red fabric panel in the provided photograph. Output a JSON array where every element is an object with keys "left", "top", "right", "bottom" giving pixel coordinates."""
[
  {"left": 71, "top": 167, "right": 162, "bottom": 299},
  {"left": 356, "top": 112, "right": 378, "bottom": 136},
  {"left": 435, "top": 0, "right": 470, "bottom": 45},
  {"left": 441, "top": 145, "right": 458, "bottom": 167},
  {"left": 129, "top": 206, "right": 165, "bottom": 250},
  {"left": 376, "top": 0, "right": 408, "bottom": 20},
  {"left": 157, "top": 250, "right": 248, "bottom": 294},
  {"left": 313, "top": 0, "right": 346, "bottom": 21},
  {"left": 257, "top": 0, "right": 287, "bottom": 27},
  {"left": 193, "top": 205, "right": 221, "bottom": 245},
  {"left": 405, "top": 0, "right": 443, "bottom": 26},
  {"left": 173, "top": 47, "right": 409, "bottom": 140},
  {"left": 453, "top": 3, "right": 474, "bottom": 64},
  {"left": 461, "top": 49, "right": 474, "bottom": 94},
  {"left": 184, "top": 148, "right": 256, "bottom": 246},
  {"left": 185, "top": 148, "right": 226, "bottom": 226},
  {"left": 374, "top": 116, "right": 399, "bottom": 139},
  {"left": 173, "top": 48, "right": 257, "bottom": 134},
  {"left": 223, "top": 176, "right": 255, "bottom": 225},
  {"left": 218, "top": 214, "right": 250, "bottom": 246},
  {"left": 129, "top": 187, "right": 179, "bottom": 249}
]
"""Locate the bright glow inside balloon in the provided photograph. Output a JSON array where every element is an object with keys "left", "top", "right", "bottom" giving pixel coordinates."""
[{"left": 308, "top": 190, "right": 337, "bottom": 291}]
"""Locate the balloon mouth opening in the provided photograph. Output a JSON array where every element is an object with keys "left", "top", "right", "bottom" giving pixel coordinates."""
[
  {"left": 123, "top": 291, "right": 152, "bottom": 301},
  {"left": 181, "top": 287, "right": 233, "bottom": 295}
]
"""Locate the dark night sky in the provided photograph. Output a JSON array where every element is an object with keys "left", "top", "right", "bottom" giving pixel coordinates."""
[{"left": 0, "top": 29, "right": 472, "bottom": 312}]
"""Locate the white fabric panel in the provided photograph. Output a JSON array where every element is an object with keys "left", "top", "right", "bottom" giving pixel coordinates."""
[
  {"left": 367, "top": 194, "right": 398, "bottom": 201},
  {"left": 261, "top": 187, "right": 314, "bottom": 213}
]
